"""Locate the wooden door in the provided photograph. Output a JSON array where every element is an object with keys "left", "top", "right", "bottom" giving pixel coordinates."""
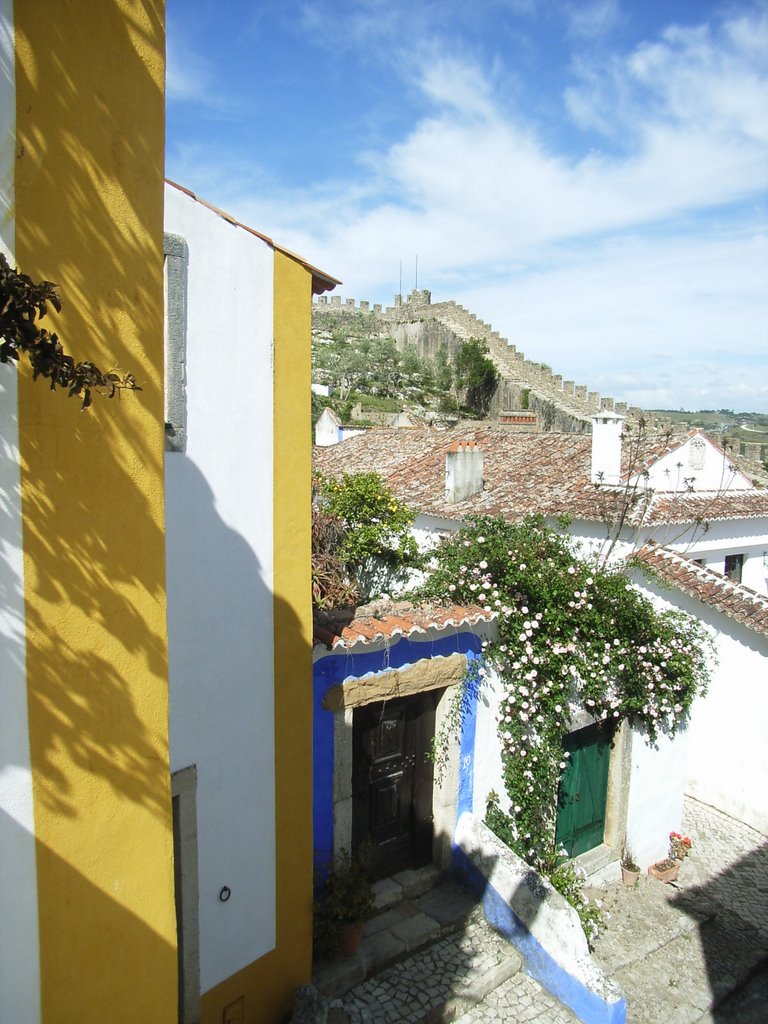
[
  {"left": 555, "top": 721, "right": 613, "bottom": 858},
  {"left": 352, "top": 692, "right": 438, "bottom": 879}
]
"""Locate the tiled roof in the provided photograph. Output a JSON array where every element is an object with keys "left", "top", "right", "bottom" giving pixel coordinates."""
[
  {"left": 313, "top": 601, "right": 495, "bottom": 650},
  {"left": 314, "top": 427, "right": 768, "bottom": 525},
  {"left": 632, "top": 544, "right": 768, "bottom": 637},
  {"left": 643, "top": 490, "right": 768, "bottom": 524}
]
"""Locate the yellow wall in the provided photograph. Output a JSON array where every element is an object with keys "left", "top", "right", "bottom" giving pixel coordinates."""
[
  {"left": 14, "top": 3, "right": 177, "bottom": 1021},
  {"left": 201, "top": 252, "right": 314, "bottom": 1022}
]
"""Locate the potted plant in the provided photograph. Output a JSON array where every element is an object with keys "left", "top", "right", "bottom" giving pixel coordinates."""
[
  {"left": 648, "top": 831, "right": 692, "bottom": 883},
  {"left": 620, "top": 846, "right": 640, "bottom": 886},
  {"left": 312, "top": 848, "right": 375, "bottom": 961},
  {"left": 669, "top": 831, "right": 692, "bottom": 861}
]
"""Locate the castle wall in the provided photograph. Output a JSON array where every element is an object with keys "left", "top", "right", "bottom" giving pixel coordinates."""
[{"left": 314, "top": 291, "right": 624, "bottom": 432}]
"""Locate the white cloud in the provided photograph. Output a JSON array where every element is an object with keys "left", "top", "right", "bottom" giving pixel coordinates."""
[
  {"left": 564, "top": 0, "right": 620, "bottom": 39},
  {"left": 457, "top": 229, "right": 768, "bottom": 411},
  {"left": 166, "top": 28, "right": 213, "bottom": 103},
  {"left": 167, "top": 4, "right": 768, "bottom": 409}
]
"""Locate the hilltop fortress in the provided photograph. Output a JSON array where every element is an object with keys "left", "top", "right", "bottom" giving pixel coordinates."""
[
  {"left": 312, "top": 289, "right": 767, "bottom": 482},
  {"left": 314, "top": 288, "right": 643, "bottom": 433}
]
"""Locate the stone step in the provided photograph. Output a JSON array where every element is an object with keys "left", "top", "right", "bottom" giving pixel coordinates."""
[
  {"left": 332, "top": 910, "right": 523, "bottom": 1023},
  {"left": 313, "top": 875, "right": 479, "bottom": 1001}
]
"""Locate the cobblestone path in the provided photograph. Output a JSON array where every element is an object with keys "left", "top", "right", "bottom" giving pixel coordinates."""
[
  {"left": 590, "top": 797, "right": 768, "bottom": 1024},
  {"left": 335, "top": 908, "right": 578, "bottom": 1024},
  {"left": 328, "top": 798, "right": 766, "bottom": 1022}
]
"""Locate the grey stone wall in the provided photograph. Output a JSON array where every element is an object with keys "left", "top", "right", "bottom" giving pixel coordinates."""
[{"left": 314, "top": 290, "right": 637, "bottom": 432}]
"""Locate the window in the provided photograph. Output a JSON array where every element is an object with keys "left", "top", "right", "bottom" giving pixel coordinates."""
[
  {"left": 164, "top": 233, "right": 188, "bottom": 452},
  {"left": 724, "top": 553, "right": 744, "bottom": 583}
]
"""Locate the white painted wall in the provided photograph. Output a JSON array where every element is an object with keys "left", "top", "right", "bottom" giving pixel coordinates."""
[
  {"left": 472, "top": 668, "right": 508, "bottom": 815},
  {"left": 624, "top": 726, "right": 690, "bottom": 870},
  {"left": 636, "top": 434, "right": 752, "bottom": 491},
  {"left": 315, "top": 407, "right": 341, "bottom": 446},
  {"left": 0, "top": 8, "right": 42, "bottom": 1018},
  {"left": 164, "top": 183, "right": 277, "bottom": 992},
  {"left": 567, "top": 516, "right": 768, "bottom": 597},
  {"left": 686, "top": 625, "right": 768, "bottom": 834},
  {"left": 633, "top": 572, "right": 768, "bottom": 837}
]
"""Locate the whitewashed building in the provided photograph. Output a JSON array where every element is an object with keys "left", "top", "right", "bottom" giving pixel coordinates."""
[
  {"left": 314, "top": 421, "right": 768, "bottom": 875},
  {"left": 164, "top": 180, "right": 339, "bottom": 1023}
]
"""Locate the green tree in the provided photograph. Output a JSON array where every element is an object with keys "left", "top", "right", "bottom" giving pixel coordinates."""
[
  {"left": 317, "top": 472, "right": 420, "bottom": 600},
  {"left": 454, "top": 337, "right": 499, "bottom": 417},
  {"left": 433, "top": 346, "right": 453, "bottom": 393}
]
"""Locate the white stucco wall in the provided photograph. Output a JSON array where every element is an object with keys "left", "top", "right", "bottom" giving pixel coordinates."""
[
  {"left": 624, "top": 726, "right": 690, "bottom": 870},
  {"left": 0, "top": 10, "right": 42, "bottom": 1018},
  {"left": 633, "top": 573, "right": 768, "bottom": 837},
  {"left": 686, "top": 625, "right": 768, "bottom": 834},
  {"left": 315, "top": 407, "right": 341, "bottom": 446},
  {"left": 472, "top": 667, "right": 507, "bottom": 815},
  {"left": 566, "top": 516, "right": 768, "bottom": 598},
  {"left": 164, "top": 183, "right": 277, "bottom": 992},
  {"left": 635, "top": 434, "right": 752, "bottom": 491}
]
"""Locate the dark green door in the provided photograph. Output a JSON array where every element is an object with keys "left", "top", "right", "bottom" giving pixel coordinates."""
[{"left": 555, "top": 722, "right": 612, "bottom": 857}]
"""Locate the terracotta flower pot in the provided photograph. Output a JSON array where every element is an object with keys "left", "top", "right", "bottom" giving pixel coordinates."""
[
  {"left": 621, "top": 866, "right": 640, "bottom": 886},
  {"left": 648, "top": 860, "right": 680, "bottom": 884},
  {"left": 338, "top": 921, "right": 364, "bottom": 957}
]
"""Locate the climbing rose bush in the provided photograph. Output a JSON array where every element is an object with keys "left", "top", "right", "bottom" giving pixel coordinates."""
[{"left": 420, "top": 514, "right": 713, "bottom": 870}]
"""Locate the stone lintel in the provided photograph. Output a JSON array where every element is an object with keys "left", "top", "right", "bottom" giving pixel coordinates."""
[{"left": 322, "top": 652, "right": 468, "bottom": 711}]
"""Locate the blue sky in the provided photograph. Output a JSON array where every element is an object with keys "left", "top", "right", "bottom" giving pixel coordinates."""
[{"left": 166, "top": 0, "right": 768, "bottom": 412}]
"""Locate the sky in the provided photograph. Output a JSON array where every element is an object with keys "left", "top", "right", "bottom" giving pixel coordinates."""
[{"left": 166, "top": 0, "right": 768, "bottom": 413}]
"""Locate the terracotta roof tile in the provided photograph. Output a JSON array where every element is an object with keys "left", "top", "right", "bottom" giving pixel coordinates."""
[
  {"left": 632, "top": 544, "right": 768, "bottom": 637},
  {"left": 313, "top": 601, "right": 495, "bottom": 650},
  {"left": 314, "top": 427, "right": 768, "bottom": 525}
]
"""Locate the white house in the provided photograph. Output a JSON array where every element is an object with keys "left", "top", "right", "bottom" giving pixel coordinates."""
[
  {"left": 314, "top": 420, "right": 768, "bottom": 875},
  {"left": 314, "top": 420, "right": 768, "bottom": 596},
  {"left": 631, "top": 544, "right": 768, "bottom": 837},
  {"left": 164, "top": 179, "right": 339, "bottom": 1023}
]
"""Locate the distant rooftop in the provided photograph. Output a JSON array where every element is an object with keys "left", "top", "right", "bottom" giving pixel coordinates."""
[
  {"left": 632, "top": 544, "right": 768, "bottom": 637},
  {"left": 314, "top": 427, "right": 768, "bottom": 526}
]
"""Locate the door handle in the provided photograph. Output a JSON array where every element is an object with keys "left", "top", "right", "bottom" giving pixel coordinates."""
[{"left": 575, "top": 793, "right": 581, "bottom": 802}]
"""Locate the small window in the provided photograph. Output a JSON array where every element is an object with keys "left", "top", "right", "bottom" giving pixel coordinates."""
[
  {"left": 692, "top": 558, "right": 705, "bottom": 568},
  {"left": 724, "top": 554, "right": 743, "bottom": 583}
]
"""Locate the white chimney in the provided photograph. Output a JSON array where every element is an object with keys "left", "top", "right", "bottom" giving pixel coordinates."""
[
  {"left": 445, "top": 441, "right": 483, "bottom": 503},
  {"left": 591, "top": 412, "right": 625, "bottom": 485},
  {"left": 315, "top": 407, "right": 342, "bottom": 447}
]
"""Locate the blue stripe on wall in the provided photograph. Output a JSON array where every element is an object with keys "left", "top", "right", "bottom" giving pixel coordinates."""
[
  {"left": 452, "top": 849, "right": 627, "bottom": 1024},
  {"left": 313, "top": 631, "right": 485, "bottom": 870}
]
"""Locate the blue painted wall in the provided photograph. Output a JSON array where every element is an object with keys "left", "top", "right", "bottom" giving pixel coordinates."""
[{"left": 312, "top": 631, "right": 484, "bottom": 870}]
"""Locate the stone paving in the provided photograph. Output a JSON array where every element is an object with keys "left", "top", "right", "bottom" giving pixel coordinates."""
[
  {"left": 317, "top": 797, "right": 767, "bottom": 1023},
  {"left": 589, "top": 797, "right": 768, "bottom": 1024}
]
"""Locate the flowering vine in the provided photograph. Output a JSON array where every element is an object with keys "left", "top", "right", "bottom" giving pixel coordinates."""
[{"left": 420, "top": 514, "right": 714, "bottom": 872}]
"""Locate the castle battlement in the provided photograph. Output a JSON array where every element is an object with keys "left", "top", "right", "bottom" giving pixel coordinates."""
[{"left": 313, "top": 289, "right": 647, "bottom": 430}]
